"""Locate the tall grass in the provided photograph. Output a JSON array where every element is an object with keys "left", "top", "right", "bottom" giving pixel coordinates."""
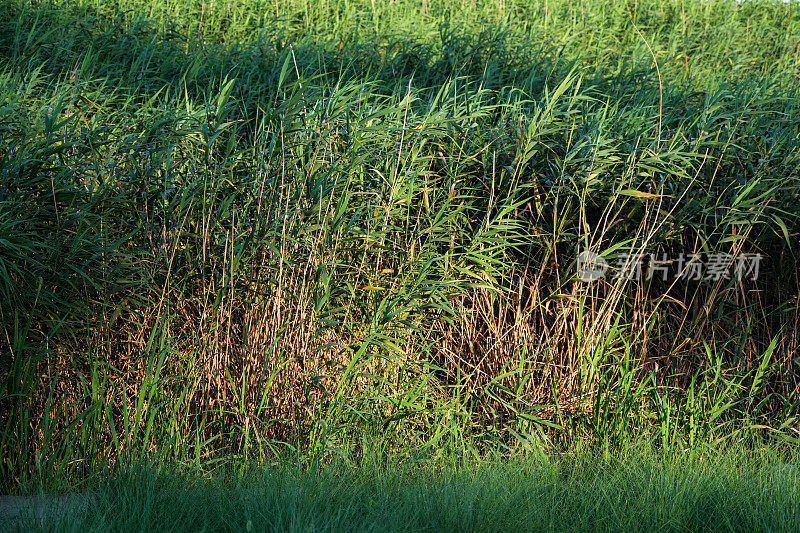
[{"left": 0, "top": 0, "right": 799, "bottom": 490}]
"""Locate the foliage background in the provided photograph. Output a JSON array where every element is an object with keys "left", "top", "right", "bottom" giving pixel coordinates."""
[{"left": 0, "top": 0, "right": 798, "bottom": 490}]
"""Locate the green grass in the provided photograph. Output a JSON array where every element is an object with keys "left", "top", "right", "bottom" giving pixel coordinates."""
[
  {"left": 0, "top": 0, "right": 799, "bottom": 504},
  {"left": 10, "top": 447, "right": 800, "bottom": 532}
]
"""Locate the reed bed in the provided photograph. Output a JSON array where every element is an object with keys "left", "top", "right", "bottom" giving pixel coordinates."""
[{"left": 0, "top": 0, "right": 799, "bottom": 491}]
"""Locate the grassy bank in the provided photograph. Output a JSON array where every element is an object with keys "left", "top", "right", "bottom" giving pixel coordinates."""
[{"left": 1, "top": 0, "right": 799, "bottom": 492}]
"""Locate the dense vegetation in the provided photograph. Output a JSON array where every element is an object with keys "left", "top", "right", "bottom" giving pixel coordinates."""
[{"left": 1, "top": 0, "right": 799, "bottom": 500}]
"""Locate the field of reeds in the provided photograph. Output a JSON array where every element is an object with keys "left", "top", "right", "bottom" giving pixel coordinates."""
[{"left": 1, "top": 0, "right": 799, "bottom": 502}]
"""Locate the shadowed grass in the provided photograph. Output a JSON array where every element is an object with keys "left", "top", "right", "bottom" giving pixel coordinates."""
[{"left": 8, "top": 446, "right": 800, "bottom": 532}]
